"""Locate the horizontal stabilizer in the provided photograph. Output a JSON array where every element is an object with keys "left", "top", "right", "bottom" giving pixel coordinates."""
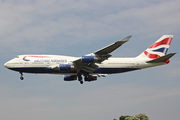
[{"left": 146, "top": 53, "right": 176, "bottom": 63}]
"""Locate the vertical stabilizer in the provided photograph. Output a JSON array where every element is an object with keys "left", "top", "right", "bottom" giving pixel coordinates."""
[{"left": 137, "top": 35, "right": 173, "bottom": 60}]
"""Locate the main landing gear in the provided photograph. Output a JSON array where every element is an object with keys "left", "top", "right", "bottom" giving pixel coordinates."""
[
  {"left": 77, "top": 74, "right": 91, "bottom": 84},
  {"left": 20, "top": 72, "right": 24, "bottom": 80},
  {"left": 78, "top": 74, "right": 83, "bottom": 84}
]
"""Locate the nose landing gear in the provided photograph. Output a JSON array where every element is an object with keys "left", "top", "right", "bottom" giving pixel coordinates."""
[{"left": 20, "top": 72, "right": 24, "bottom": 80}]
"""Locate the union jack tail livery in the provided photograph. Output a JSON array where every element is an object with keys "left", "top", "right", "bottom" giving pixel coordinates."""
[{"left": 137, "top": 35, "right": 175, "bottom": 63}]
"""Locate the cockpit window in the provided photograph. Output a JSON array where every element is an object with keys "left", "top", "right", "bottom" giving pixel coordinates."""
[{"left": 16, "top": 56, "right": 19, "bottom": 58}]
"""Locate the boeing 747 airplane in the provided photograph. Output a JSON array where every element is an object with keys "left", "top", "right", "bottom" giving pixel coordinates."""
[{"left": 4, "top": 35, "right": 176, "bottom": 84}]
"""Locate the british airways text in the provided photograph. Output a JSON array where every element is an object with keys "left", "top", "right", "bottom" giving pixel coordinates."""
[{"left": 34, "top": 59, "right": 67, "bottom": 62}]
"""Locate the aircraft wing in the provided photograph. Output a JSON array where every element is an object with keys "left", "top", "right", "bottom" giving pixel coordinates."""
[
  {"left": 94, "top": 35, "right": 132, "bottom": 55},
  {"left": 93, "top": 35, "right": 132, "bottom": 62},
  {"left": 72, "top": 35, "right": 132, "bottom": 74}
]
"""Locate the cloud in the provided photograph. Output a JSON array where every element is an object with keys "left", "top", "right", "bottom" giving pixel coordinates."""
[
  {"left": 0, "top": 1, "right": 180, "bottom": 120},
  {"left": 0, "top": 0, "right": 180, "bottom": 54}
]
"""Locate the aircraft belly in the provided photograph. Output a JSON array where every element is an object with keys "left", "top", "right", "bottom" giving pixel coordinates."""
[
  {"left": 93, "top": 67, "right": 139, "bottom": 74},
  {"left": 9, "top": 66, "right": 140, "bottom": 75},
  {"left": 9, "top": 67, "right": 77, "bottom": 74}
]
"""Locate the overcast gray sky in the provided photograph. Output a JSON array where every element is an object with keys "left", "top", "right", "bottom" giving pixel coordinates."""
[{"left": 1, "top": 0, "right": 180, "bottom": 120}]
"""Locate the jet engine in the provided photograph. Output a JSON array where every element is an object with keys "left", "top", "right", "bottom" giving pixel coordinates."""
[
  {"left": 59, "top": 64, "right": 74, "bottom": 71},
  {"left": 81, "top": 56, "right": 98, "bottom": 63},
  {"left": 51, "top": 64, "right": 75, "bottom": 71},
  {"left": 64, "top": 75, "right": 77, "bottom": 81}
]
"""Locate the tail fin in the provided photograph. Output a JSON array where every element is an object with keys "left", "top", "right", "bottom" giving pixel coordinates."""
[{"left": 137, "top": 35, "right": 173, "bottom": 60}]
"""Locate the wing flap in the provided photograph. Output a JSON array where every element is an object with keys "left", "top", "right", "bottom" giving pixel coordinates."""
[{"left": 81, "top": 64, "right": 98, "bottom": 73}]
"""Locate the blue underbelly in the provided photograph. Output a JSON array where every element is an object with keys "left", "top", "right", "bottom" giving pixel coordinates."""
[{"left": 9, "top": 67, "right": 139, "bottom": 74}]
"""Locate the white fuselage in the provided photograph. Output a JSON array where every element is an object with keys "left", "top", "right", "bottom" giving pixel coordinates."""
[
  {"left": 3, "top": 35, "right": 174, "bottom": 84},
  {"left": 4, "top": 55, "right": 166, "bottom": 75}
]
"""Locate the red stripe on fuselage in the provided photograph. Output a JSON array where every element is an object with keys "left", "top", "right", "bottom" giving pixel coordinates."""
[{"left": 23, "top": 56, "right": 49, "bottom": 58}]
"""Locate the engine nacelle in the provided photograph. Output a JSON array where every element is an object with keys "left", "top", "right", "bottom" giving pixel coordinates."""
[
  {"left": 51, "top": 64, "right": 75, "bottom": 71},
  {"left": 64, "top": 75, "right": 77, "bottom": 81},
  {"left": 84, "top": 76, "right": 97, "bottom": 82},
  {"left": 59, "top": 64, "right": 74, "bottom": 71},
  {"left": 81, "top": 56, "right": 97, "bottom": 63}
]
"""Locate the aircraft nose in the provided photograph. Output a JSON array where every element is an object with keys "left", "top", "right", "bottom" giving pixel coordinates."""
[{"left": 4, "top": 62, "right": 9, "bottom": 68}]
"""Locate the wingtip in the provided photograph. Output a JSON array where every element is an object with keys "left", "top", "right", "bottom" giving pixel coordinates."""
[
  {"left": 121, "top": 35, "right": 133, "bottom": 42},
  {"left": 128, "top": 35, "right": 133, "bottom": 39}
]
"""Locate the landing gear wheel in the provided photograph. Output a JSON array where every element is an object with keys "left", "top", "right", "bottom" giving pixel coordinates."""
[
  {"left": 80, "top": 81, "right": 83, "bottom": 84},
  {"left": 19, "top": 72, "right": 24, "bottom": 80},
  {"left": 20, "top": 77, "right": 24, "bottom": 80}
]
